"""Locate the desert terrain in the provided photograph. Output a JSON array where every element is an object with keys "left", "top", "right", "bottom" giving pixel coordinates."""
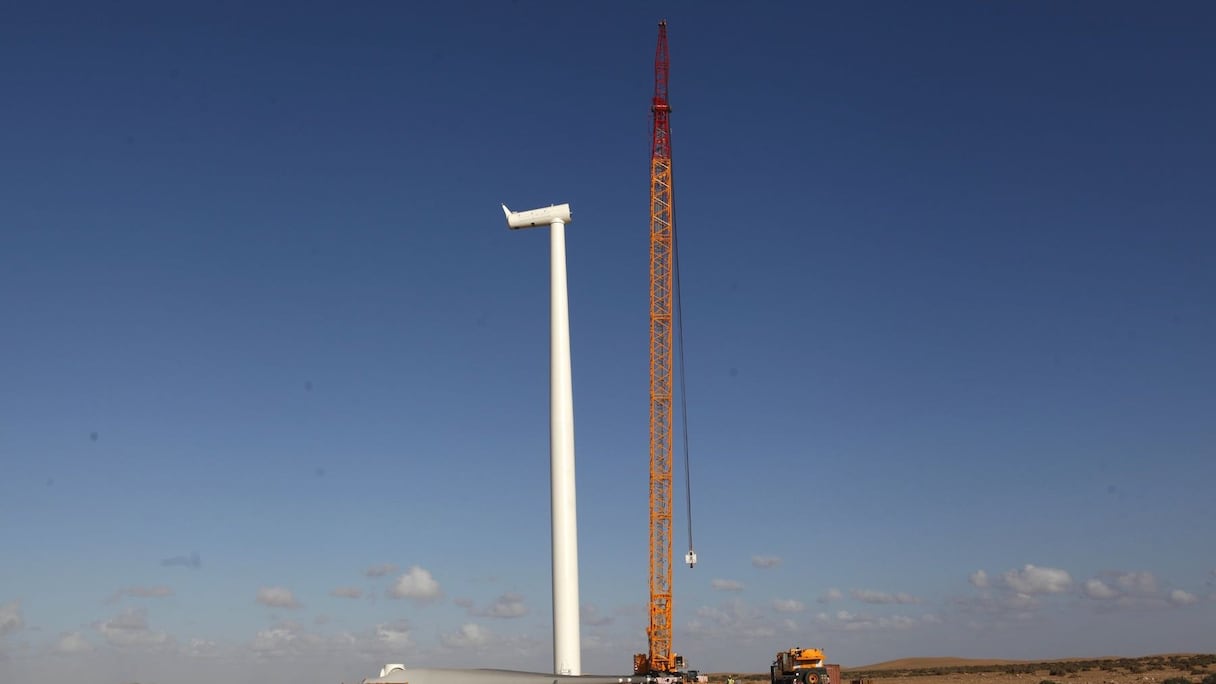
[{"left": 718, "top": 654, "right": 1216, "bottom": 684}]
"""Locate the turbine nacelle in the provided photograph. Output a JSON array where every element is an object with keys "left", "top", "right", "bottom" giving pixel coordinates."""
[{"left": 502, "top": 203, "right": 573, "bottom": 230}]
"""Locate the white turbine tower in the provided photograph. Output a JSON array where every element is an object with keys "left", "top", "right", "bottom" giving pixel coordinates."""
[{"left": 502, "top": 202, "right": 581, "bottom": 676}]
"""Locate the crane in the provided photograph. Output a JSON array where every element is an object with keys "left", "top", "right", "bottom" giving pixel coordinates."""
[{"left": 634, "top": 20, "right": 696, "bottom": 679}]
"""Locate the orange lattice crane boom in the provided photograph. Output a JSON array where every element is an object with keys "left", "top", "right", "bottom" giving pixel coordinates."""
[{"left": 634, "top": 20, "right": 695, "bottom": 678}]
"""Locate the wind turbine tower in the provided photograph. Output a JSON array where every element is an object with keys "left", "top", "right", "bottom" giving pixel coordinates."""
[{"left": 502, "top": 202, "right": 582, "bottom": 676}]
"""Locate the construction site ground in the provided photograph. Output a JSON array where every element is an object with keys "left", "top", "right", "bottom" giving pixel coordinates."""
[{"left": 714, "top": 654, "right": 1216, "bottom": 684}]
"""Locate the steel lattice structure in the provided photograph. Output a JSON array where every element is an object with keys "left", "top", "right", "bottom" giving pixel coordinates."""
[{"left": 646, "top": 19, "right": 675, "bottom": 676}]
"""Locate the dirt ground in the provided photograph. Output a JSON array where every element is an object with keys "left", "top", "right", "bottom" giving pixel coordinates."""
[
  {"left": 848, "top": 667, "right": 1207, "bottom": 684},
  {"left": 714, "top": 655, "right": 1216, "bottom": 684}
]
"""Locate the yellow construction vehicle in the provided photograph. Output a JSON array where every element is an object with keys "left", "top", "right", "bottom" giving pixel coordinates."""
[{"left": 770, "top": 648, "right": 831, "bottom": 684}]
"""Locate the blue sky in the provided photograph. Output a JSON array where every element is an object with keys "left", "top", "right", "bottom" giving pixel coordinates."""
[{"left": 2, "top": 2, "right": 1215, "bottom": 682}]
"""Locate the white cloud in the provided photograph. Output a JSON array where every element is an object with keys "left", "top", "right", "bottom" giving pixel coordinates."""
[
  {"left": 751, "top": 555, "right": 781, "bottom": 569},
  {"left": 126, "top": 586, "right": 173, "bottom": 597},
  {"left": 388, "top": 566, "right": 441, "bottom": 601},
  {"left": 365, "top": 563, "right": 399, "bottom": 578},
  {"left": 0, "top": 601, "right": 22, "bottom": 637},
  {"left": 256, "top": 587, "right": 301, "bottom": 609},
  {"left": 772, "top": 599, "right": 805, "bottom": 613},
  {"left": 94, "top": 607, "right": 170, "bottom": 648},
  {"left": 1006, "top": 593, "right": 1037, "bottom": 609},
  {"left": 817, "top": 588, "right": 843, "bottom": 604},
  {"left": 186, "top": 637, "right": 219, "bottom": 657},
  {"left": 816, "top": 609, "right": 934, "bottom": 632},
  {"left": 696, "top": 604, "right": 731, "bottom": 624},
  {"left": 110, "top": 585, "right": 174, "bottom": 602},
  {"left": 581, "top": 603, "right": 613, "bottom": 627},
  {"left": 483, "top": 592, "right": 528, "bottom": 618},
  {"left": 160, "top": 553, "right": 202, "bottom": 569},
  {"left": 1078, "top": 571, "right": 1171, "bottom": 609},
  {"left": 1002, "top": 564, "right": 1072, "bottom": 594},
  {"left": 248, "top": 621, "right": 360, "bottom": 658},
  {"left": 1083, "top": 579, "right": 1118, "bottom": 600},
  {"left": 711, "top": 579, "right": 744, "bottom": 592},
  {"left": 330, "top": 587, "right": 363, "bottom": 599},
  {"left": 781, "top": 618, "right": 798, "bottom": 632},
  {"left": 53, "top": 631, "right": 93, "bottom": 654},
  {"left": 246, "top": 619, "right": 404, "bottom": 659},
  {"left": 710, "top": 624, "right": 772, "bottom": 639},
  {"left": 441, "top": 623, "right": 491, "bottom": 649},
  {"left": 881, "top": 615, "right": 919, "bottom": 630},
  {"left": 250, "top": 622, "right": 305, "bottom": 657},
  {"left": 685, "top": 599, "right": 774, "bottom": 641},
  {"left": 952, "top": 590, "right": 1039, "bottom": 621},
  {"left": 969, "top": 570, "right": 989, "bottom": 588},
  {"left": 850, "top": 589, "right": 921, "bottom": 604},
  {"left": 1169, "top": 589, "right": 1198, "bottom": 606},
  {"left": 1114, "top": 571, "right": 1157, "bottom": 594},
  {"left": 579, "top": 632, "right": 615, "bottom": 654},
  {"left": 373, "top": 621, "right": 412, "bottom": 651}
]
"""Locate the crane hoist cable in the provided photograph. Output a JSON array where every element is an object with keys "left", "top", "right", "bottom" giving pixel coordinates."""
[{"left": 672, "top": 175, "right": 695, "bottom": 567}]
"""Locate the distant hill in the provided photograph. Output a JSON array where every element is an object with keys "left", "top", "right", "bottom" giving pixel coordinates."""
[
  {"left": 714, "top": 652, "right": 1215, "bottom": 678},
  {"left": 848, "top": 653, "right": 1210, "bottom": 671},
  {"left": 852, "top": 657, "right": 1025, "bottom": 670}
]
